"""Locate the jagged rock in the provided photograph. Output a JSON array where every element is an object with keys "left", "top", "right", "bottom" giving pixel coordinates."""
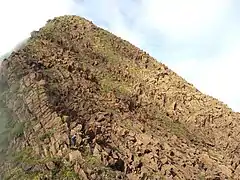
[
  {"left": 46, "top": 161, "right": 55, "bottom": 170},
  {"left": 62, "top": 115, "right": 69, "bottom": 123},
  {"left": 218, "top": 165, "right": 232, "bottom": 177},
  {"left": 90, "top": 173, "right": 97, "bottom": 180},
  {"left": 22, "top": 164, "right": 34, "bottom": 172},
  {"left": 72, "top": 124, "right": 83, "bottom": 133},
  {"left": 30, "top": 30, "right": 39, "bottom": 38},
  {"left": 31, "top": 164, "right": 44, "bottom": 172},
  {"left": 160, "top": 156, "right": 168, "bottom": 164},
  {"left": 93, "top": 143, "right": 102, "bottom": 158},
  {"left": 78, "top": 168, "right": 89, "bottom": 180},
  {"left": 68, "top": 150, "right": 82, "bottom": 163},
  {"left": 199, "top": 153, "right": 215, "bottom": 168}
]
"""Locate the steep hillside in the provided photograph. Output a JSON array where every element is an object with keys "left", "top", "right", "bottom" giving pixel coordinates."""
[{"left": 1, "top": 15, "right": 240, "bottom": 180}]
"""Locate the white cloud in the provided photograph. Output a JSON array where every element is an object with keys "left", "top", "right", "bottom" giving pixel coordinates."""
[
  {"left": 74, "top": 0, "right": 144, "bottom": 47},
  {"left": 0, "top": 0, "right": 75, "bottom": 56},
  {"left": 141, "top": 0, "right": 232, "bottom": 41}
]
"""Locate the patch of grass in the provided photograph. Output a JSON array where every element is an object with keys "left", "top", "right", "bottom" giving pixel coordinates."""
[
  {"left": 0, "top": 82, "right": 24, "bottom": 148},
  {"left": 2, "top": 148, "right": 79, "bottom": 179},
  {"left": 100, "top": 77, "right": 113, "bottom": 93},
  {"left": 100, "top": 75, "right": 131, "bottom": 97},
  {"left": 2, "top": 166, "right": 48, "bottom": 180},
  {"left": 10, "top": 147, "right": 35, "bottom": 165},
  {"left": 141, "top": 171, "right": 166, "bottom": 180},
  {"left": 11, "top": 121, "right": 25, "bottom": 138},
  {"left": 154, "top": 114, "right": 203, "bottom": 144},
  {"left": 9, "top": 147, "right": 53, "bottom": 165},
  {"left": 0, "top": 130, "right": 10, "bottom": 153},
  {"left": 198, "top": 174, "right": 206, "bottom": 180},
  {"left": 39, "top": 128, "right": 55, "bottom": 141},
  {"left": 0, "top": 120, "right": 25, "bottom": 156},
  {"left": 83, "top": 154, "right": 119, "bottom": 179},
  {"left": 3, "top": 167, "right": 28, "bottom": 180},
  {"left": 163, "top": 119, "right": 189, "bottom": 138},
  {"left": 144, "top": 106, "right": 192, "bottom": 141},
  {"left": 85, "top": 155, "right": 102, "bottom": 167},
  {"left": 57, "top": 166, "right": 79, "bottom": 180}
]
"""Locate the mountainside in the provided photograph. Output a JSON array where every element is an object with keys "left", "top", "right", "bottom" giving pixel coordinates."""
[{"left": 1, "top": 15, "right": 240, "bottom": 180}]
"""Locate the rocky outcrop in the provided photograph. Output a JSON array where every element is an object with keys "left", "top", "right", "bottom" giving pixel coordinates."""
[{"left": 0, "top": 15, "right": 240, "bottom": 179}]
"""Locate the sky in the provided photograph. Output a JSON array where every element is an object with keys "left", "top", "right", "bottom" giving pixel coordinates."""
[{"left": 0, "top": 0, "right": 240, "bottom": 111}]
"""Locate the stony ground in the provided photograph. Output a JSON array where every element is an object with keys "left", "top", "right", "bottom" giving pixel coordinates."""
[{"left": 1, "top": 15, "right": 240, "bottom": 179}]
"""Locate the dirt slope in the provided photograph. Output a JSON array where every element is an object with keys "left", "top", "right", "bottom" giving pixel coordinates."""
[{"left": 1, "top": 15, "right": 240, "bottom": 180}]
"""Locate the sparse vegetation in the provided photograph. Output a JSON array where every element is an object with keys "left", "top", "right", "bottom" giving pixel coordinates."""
[
  {"left": 100, "top": 74, "right": 132, "bottom": 97},
  {"left": 1, "top": 15, "right": 239, "bottom": 179},
  {"left": 39, "top": 128, "right": 55, "bottom": 141},
  {"left": 84, "top": 154, "right": 119, "bottom": 179},
  {"left": 0, "top": 106, "right": 24, "bottom": 155},
  {"left": 11, "top": 121, "right": 25, "bottom": 138},
  {"left": 57, "top": 166, "right": 79, "bottom": 180},
  {"left": 2, "top": 147, "right": 79, "bottom": 180}
]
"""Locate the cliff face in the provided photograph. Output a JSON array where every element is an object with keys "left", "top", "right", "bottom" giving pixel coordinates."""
[{"left": 1, "top": 15, "right": 240, "bottom": 180}]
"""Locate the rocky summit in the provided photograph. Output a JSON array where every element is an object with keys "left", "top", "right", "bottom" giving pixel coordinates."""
[{"left": 0, "top": 15, "right": 240, "bottom": 180}]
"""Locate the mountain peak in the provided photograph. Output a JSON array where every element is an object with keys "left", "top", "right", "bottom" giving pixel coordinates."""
[{"left": 0, "top": 15, "right": 240, "bottom": 179}]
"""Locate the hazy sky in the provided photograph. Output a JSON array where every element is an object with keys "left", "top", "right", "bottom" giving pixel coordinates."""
[{"left": 0, "top": 0, "right": 240, "bottom": 111}]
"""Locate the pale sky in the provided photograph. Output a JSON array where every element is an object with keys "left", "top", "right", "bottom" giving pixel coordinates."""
[{"left": 0, "top": 0, "right": 240, "bottom": 111}]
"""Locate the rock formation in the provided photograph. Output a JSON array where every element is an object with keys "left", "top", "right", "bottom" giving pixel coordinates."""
[{"left": 0, "top": 15, "right": 240, "bottom": 179}]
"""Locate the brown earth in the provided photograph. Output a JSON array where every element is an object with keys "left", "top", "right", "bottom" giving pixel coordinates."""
[{"left": 0, "top": 15, "right": 240, "bottom": 180}]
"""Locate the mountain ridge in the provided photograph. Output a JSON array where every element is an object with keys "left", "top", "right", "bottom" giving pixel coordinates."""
[{"left": 0, "top": 15, "right": 240, "bottom": 179}]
